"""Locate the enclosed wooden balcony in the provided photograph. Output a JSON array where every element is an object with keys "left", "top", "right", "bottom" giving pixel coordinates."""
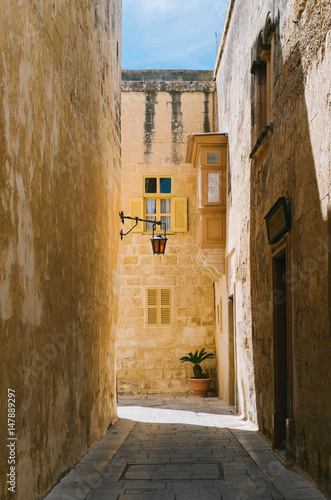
[{"left": 186, "top": 133, "right": 228, "bottom": 280}]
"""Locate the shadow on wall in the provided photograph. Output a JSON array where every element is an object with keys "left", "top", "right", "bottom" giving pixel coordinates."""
[{"left": 249, "top": 13, "right": 330, "bottom": 491}]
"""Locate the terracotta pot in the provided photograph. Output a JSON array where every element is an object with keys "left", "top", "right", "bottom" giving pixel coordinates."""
[{"left": 189, "top": 377, "right": 212, "bottom": 397}]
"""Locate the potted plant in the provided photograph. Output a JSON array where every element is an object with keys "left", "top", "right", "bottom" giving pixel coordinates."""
[{"left": 180, "top": 349, "right": 214, "bottom": 397}]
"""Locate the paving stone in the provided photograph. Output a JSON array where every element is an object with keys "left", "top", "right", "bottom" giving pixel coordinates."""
[
  {"left": 45, "top": 396, "right": 327, "bottom": 500},
  {"left": 122, "top": 480, "right": 167, "bottom": 490},
  {"left": 166, "top": 489, "right": 217, "bottom": 498},
  {"left": 118, "top": 495, "right": 175, "bottom": 499},
  {"left": 273, "top": 489, "right": 326, "bottom": 500},
  {"left": 86, "top": 496, "right": 119, "bottom": 500},
  {"left": 45, "top": 494, "right": 86, "bottom": 500},
  {"left": 87, "top": 484, "right": 125, "bottom": 494}
]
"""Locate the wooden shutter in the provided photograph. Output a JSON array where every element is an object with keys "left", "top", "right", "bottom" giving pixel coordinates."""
[
  {"left": 129, "top": 197, "right": 144, "bottom": 232},
  {"left": 171, "top": 197, "right": 187, "bottom": 232},
  {"left": 146, "top": 288, "right": 172, "bottom": 327},
  {"left": 160, "top": 288, "right": 172, "bottom": 326},
  {"left": 146, "top": 288, "right": 158, "bottom": 326}
]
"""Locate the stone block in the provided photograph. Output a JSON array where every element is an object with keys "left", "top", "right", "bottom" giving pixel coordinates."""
[
  {"left": 131, "top": 298, "right": 143, "bottom": 307},
  {"left": 138, "top": 338, "right": 157, "bottom": 348},
  {"left": 125, "top": 256, "right": 139, "bottom": 265},
  {"left": 163, "top": 369, "right": 187, "bottom": 380},
  {"left": 144, "top": 369, "right": 164, "bottom": 381},
  {"left": 182, "top": 327, "right": 197, "bottom": 337}
]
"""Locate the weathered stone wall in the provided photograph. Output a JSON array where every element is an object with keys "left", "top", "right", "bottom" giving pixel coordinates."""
[
  {"left": 215, "top": 0, "right": 257, "bottom": 424},
  {"left": 215, "top": 0, "right": 330, "bottom": 491},
  {"left": 0, "top": 1, "right": 121, "bottom": 498},
  {"left": 118, "top": 72, "right": 217, "bottom": 394}
]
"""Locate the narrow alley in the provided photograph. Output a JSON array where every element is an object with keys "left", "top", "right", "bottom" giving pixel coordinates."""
[
  {"left": 44, "top": 397, "right": 327, "bottom": 500},
  {"left": 1, "top": 2, "right": 330, "bottom": 499}
]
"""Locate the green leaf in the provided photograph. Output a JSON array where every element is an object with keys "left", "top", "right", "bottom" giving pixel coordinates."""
[{"left": 179, "top": 349, "right": 214, "bottom": 365}]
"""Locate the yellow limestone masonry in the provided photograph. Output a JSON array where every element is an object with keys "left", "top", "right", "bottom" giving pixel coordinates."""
[
  {"left": 118, "top": 71, "right": 217, "bottom": 395},
  {"left": 0, "top": 1, "right": 121, "bottom": 498}
]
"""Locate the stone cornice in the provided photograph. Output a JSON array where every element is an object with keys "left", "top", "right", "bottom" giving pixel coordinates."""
[{"left": 121, "top": 81, "right": 215, "bottom": 93}]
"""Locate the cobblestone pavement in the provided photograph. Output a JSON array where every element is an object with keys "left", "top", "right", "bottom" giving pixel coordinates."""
[{"left": 45, "top": 396, "right": 328, "bottom": 500}]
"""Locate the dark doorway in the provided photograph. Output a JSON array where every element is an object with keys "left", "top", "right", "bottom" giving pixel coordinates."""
[
  {"left": 228, "top": 296, "right": 235, "bottom": 406},
  {"left": 272, "top": 251, "right": 287, "bottom": 451}
]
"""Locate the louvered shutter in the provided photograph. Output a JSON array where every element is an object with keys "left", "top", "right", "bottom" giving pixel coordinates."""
[
  {"left": 160, "top": 288, "right": 172, "bottom": 326},
  {"left": 146, "top": 288, "right": 172, "bottom": 327},
  {"left": 146, "top": 288, "right": 158, "bottom": 326}
]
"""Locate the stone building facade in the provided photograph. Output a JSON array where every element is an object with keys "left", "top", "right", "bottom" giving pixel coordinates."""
[
  {"left": 0, "top": 1, "right": 121, "bottom": 498},
  {"left": 212, "top": 0, "right": 331, "bottom": 493},
  {"left": 118, "top": 71, "right": 217, "bottom": 394}
]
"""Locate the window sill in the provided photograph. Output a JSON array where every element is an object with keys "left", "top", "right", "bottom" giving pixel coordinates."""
[
  {"left": 142, "top": 232, "right": 176, "bottom": 236},
  {"left": 249, "top": 123, "right": 273, "bottom": 160}
]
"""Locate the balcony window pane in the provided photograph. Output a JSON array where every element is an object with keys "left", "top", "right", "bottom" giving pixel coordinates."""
[
  {"left": 207, "top": 152, "right": 219, "bottom": 164},
  {"left": 208, "top": 173, "right": 219, "bottom": 203}
]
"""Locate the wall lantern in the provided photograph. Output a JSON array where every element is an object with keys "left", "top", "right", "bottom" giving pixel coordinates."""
[{"left": 119, "top": 211, "right": 168, "bottom": 255}]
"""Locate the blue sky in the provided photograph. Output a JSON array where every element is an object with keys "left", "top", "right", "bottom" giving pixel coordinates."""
[{"left": 122, "top": 0, "right": 229, "bottom": 70}]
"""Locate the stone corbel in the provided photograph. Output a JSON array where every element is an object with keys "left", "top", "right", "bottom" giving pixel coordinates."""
[
  {"left": 258, "top": 43, "right": 271, "bottom": 61},
  {"left": 197, "top": 248, "right": 225, "bottom": 282},
  {"left": 249, "top": 123, "right": 273, "bottom": 160}
]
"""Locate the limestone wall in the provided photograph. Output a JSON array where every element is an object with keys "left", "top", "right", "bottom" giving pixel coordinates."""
[
  {"left": 0, "top": 1, "right": 121, "bottom": 498},
  {"left": 215, "top": 0, "right": 331, "bottom": 491},
  {"left": 118, "top": 72, "right": 217, "bottom": 394}
]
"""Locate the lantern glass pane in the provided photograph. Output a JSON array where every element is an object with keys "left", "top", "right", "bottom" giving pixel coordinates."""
[
  {"left": 151, "top": 238, "right": 159, "bottom": 254},
  {"left": 159, "top": 239, "right": 166, "bottom": 254}
]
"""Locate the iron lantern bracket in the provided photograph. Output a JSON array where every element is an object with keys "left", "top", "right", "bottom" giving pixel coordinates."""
[{"left": 119, "top": 211, "right": 166, "bottom": 240}]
